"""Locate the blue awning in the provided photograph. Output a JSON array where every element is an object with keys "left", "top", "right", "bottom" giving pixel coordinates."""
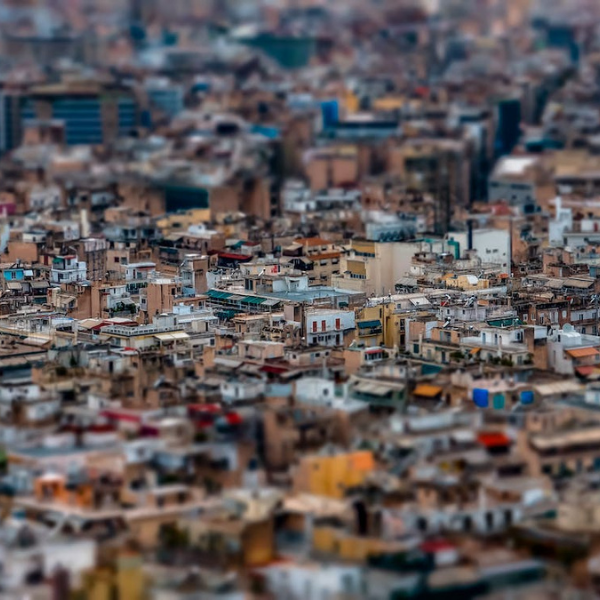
[{"left": 358, "top": 320, "right": 381, "bottom": 329}]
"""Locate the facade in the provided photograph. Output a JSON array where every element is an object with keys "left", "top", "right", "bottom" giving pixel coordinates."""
[
  {"left": 21, "top": 83, "right": 138, "bottom": 145},
  {"left": 50, "top": 254, "right": 87, "bottom": 285},
  {"left": 305, "top": 308, "right": 355, "bottom": 347}
]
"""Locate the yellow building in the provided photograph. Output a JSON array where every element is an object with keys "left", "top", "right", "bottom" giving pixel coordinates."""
[
  {"left": 156, "top": 208, "right": 211, "bottom": 234},
  {"left": 343, "top": 90, "right": 359, "bottom": 114},
  {"left": 356, "top": 303, "right": 409, "bottom": 349},
  {"left": 312, "top": 526, "right": 405, "bottom": 562},
  {"left": 293, "top": 451, "right": 375, "bottom": 499},
  {"left": 80, "top": 547, "right": 145, "bottom": 600},
  {"left": 442, "top": 272, "right": 490, "bottom": 291},
  {"left": 333, "top": 239, "right": 424, "bottom": 297}
]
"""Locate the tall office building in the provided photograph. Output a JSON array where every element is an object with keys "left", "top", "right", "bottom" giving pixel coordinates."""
[
  {"left": 20, "top": 82, "right": 138, "bottom": 146},
  {"left": 0, "top": 90, "right": 24, "bottom": 154}
]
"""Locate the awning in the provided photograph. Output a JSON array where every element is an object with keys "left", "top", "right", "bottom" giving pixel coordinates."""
[
  {"left": 240, "top": 296, "right": 266, "bottom": 305},
  {"left": 170, "top": 331, "right": 190, "bottom": 340},
  {"left": 22, "top": 336, "right": 51, "bottom": 347},
  {"left": 6, "top": 282, "right": 22, "bottom": 291},
  {"left": 154, "top": 333, "right": 175, "bottom": 342},
  {"left": 566, "top": 347, "right": 599, "bottom": 359},
  {"left": 368, "top": 384, "right": 393, "bottom": 397},
  {"left": 262, "top": 298, "right": 281, "bottom": 307},
  {"left": 576, "top": 366, "right": 595, "bottom": 377},
  {"left": 413, "top": 384, "right": 443, "bottom": 398},
  {"left": 478, "top": 432, "right": 511, "bottom": 448},
  {"left": 31, "top": 281, "right": 49, "bottom": 290},
  {"left": 207, "top": 290, "right": 232, "bottom": 300},
  {"left": 218, "top": 252, "right": 252, "bottom": 261},
  {"left": 396, "top": 277, "right": 418, "bottom": 287},
  {"left": 358, "top": 320, "right": 381, "bottom": 329},
  {"left": 353, "top": 380, "right": 394, "bottom": 397},
  {"left": 469, "top": 348, "right": 481, "bottom": 355},
  {"left": 260, "top": 364, "right": 288, "bottom": 374},
  {"left": 534, "top": 381, "right": 583, "bottom": 396},
  {"left": 353, "top": 382, "right": 372, "bottom": 394}
]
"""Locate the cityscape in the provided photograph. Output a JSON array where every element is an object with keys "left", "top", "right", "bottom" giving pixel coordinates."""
[{"left": 1, "top": 0, "right": 600, "bottom": 598}]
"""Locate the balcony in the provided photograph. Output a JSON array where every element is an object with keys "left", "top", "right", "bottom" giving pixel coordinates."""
[{"left": 357, "top": 320, "right": 382, "bottom": 337}]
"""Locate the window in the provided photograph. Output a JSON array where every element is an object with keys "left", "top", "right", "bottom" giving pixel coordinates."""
[
  {"left": 312, "top": 322, "right": 317, "bottom": 333},
  {"left": 321, "top": 320, "right": 326, "bottom": 332},
  {"left": 335, "top": 318, "right": 341, "bottom": 330}
]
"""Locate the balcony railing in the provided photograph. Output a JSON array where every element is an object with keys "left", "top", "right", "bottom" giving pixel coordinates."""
[{"left": 358, "top": 327, "right": 382, "bottom": 336}]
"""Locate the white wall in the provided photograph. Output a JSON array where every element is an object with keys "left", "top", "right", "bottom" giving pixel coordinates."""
[
  {"left": 220, "top": 379, "right": 265, "bottom": 403},
  {"left": 42, "top": 539, "right": 97, "bottom": 586},
  {"left": 0, "top": 383, "right": 41, "bottom": 403},
  {"left": 306, "top": 310, "right": 355, "bottom": 334},
  {"left": 295, "top": 377, "right": 336, "bottom": 404},
  {"left": 261, "top": 564, "right": 363, "bottom": 600},
  {"left": 451, "top": 228, "right": 510, "bottom": 269},
  {"left": 29, "top": 184, "right": 61, "bottom": 210}
]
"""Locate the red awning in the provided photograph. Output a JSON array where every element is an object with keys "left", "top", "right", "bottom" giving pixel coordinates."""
[
  {"left": 218, "top": 252, "right": 253, "bottom": 261},
  {"left": 477, "top": 432, "right": 511, "bottom": 448},
  {"left": 188, "top": 403, "right": 221, "bottom": 414},
  {"left": 576, "top": 366, "right": 595, "bottom": 377},
  {"left": 101, "top": 410, "right": 141, "bottom": 424},
  {"left": 421, "top": 539, "right": 455, "bottom": 553},
  {"left": 260, "top": 365, "right": 288, "bottom": 374},
  {"left": 91, "top": 322, "right": 113, "bottom": 332},
  {"left": 87, "top": 424, "right": 115, "bottom": 433},
  {"left": 226, "top": 412, "right": 243, "bottom": 425}
]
